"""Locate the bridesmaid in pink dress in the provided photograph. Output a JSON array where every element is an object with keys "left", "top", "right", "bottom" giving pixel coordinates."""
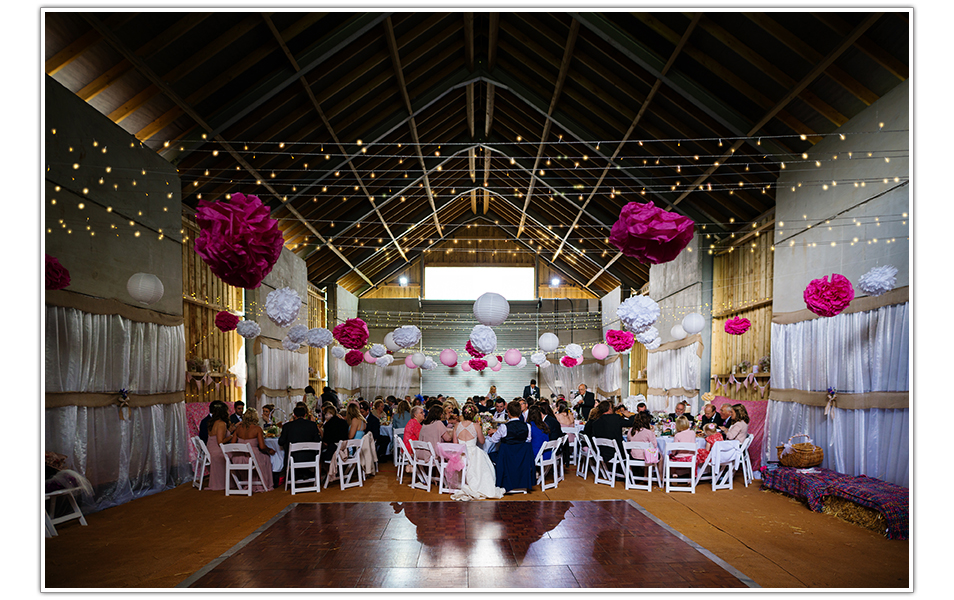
[
  {"left": 227, "top": 408, "right": 275, "bottom": 492},
  {"left": 205, "top": 403, "right": 231, "bottom": 491}
]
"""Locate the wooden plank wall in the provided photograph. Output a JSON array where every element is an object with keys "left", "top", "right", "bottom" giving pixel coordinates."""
[
  {"left": 308, "top": 284, "right": 327, "bottom": 390},
  {"left": 629, "top": 340, "right": 649, "bottom": 397},
  {"left": 182, "top": 216, "right": 245, "bottom": 404}
]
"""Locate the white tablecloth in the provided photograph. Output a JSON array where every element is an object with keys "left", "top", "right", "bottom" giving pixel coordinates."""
[
  {"left": 380, "top": 424, "right": 393, "bottom": 455},
  {"left": 264, "top": 438, "right": 285, "bottom": 472},
  {"left": 656, "top": 436, "right": 706, "bottom": 457}
]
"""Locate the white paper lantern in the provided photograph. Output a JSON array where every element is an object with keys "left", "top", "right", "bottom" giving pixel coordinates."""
[
  {"left": 383, "top": 332, "right": 401, "bottom": 352},
  {"left": 127, "top": 273, "right": 164, "bottom": 305},
  {"left": 538, "top": 332, "right": 560, "bottom": 353},
  {"left": 411, "top": 352, "right": 427, "bottom": 367},
  {"left": 473, "top": 292, "right": 510, "bottom": 326},
  {"left": 485, "top": 354, "right": 499, "bottom": 368},
  {"left": 670, "top": 325, "right": 688, "bottom": 340},
  {"left": 682, "top": 312, "right": 705, "bottom": 335}
]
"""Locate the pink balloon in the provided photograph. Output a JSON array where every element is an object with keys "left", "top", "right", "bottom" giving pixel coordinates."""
[
  {"left": 591, "top": 343, "right": 610, "bottom": 360},
  {"left": 364, "top": 351, "right": 376, "bottom": 364},
  {"left": 405, "top": 355, "right": 418, "bottom": 369},
  {"left": 461, "top": 362, "right": 472, "bottom": 372},
  {"left": 504, "top": 348, "right": 522, "bottom": 366},
  {"left": 440, "top": 348, "right": 458, "bottom": 367},
  {"left": 491, "top": 362, "right": 502, "bottom": 372}
]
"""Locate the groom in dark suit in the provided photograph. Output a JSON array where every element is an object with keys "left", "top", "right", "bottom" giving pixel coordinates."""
[{"left": 522, "top": 379, "right": 541, "bottom": 401}]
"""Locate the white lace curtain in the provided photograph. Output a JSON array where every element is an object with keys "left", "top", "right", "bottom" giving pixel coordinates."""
[
  {"left": 45, "top": 306, "right": 190, "bottom": 513},
  {"left": 353, "top": 363, "right": 413, "bottom": 400},
  {"left": 767, "top": 303, "right": 909, "bottom": 487},
  {"left": 646, "top": 342, "right": 701, "bottom": 414},
  {"left": 537, "top": 359, "right": 622, "bottom": 402},
  {"left": 257, "top": 343, "right": 309, "bottom": 417}
]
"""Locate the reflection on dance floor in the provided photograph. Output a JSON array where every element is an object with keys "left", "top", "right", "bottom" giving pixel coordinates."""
[{"left": 187, "top": 501, "right": 751, "bottom": 588}]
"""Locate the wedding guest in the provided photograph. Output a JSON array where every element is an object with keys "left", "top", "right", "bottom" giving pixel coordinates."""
[
  {"left": 260, "top": 404, "right": 275, "bottom": 426},
  {"left": 199, "top": 400, "right": 226, "bottom": 444},
  {"left": 418, "top": 404, "right": 453, "bottom": 462},
  {"left": 627, "top": 411, "right": 657, "bottom": 460},
  {"left": 320, "top": 405, "right": 349, "bottom": 464},
  {"left": 360, "top": 400, "right": 385, "bottom": 457},
  {"left": 573, "top": 384, "right": 596, "bottom": 419},
  {"left": 346, "top": 403, "right": 367, "bottom": 440},
  {"left": 519, "top": 398, "right": 529, "bottom": 422},
  {"left": 229, "top": 401, "right": 245, "bottom": 426},
  {"left": 205, "top": 402, "right": 231, "bottom": 491},
  {"left": 371, "top": 398, "right": 387, "bottom": 422},
  {"left": 668, "top": 401, "right": 695, "bottom": 425},
  {"left": 699, "top": 403, "right": 723, "bottom": 427},
  {"left": 402, "top": 406, "right": 426, "bottom": 458},
  {"left": 668, "top": 416, "right": 698, "bottom": 466},
  {"left": 724, "top": 404, "right": 750, "bottom": 442},
  {"left": 536, "top": 401, "right": 563, "bottom": 443},
  {"left": 637, "top": 402, "right": 647, "bottom": 413},
  {"left": 321, "top": 386, "right": 339, "bottom": 410},
  {"left": 718, "top": 403, "right": 735, "bottom": 438},
  {"left": 486, "top": 385, "right": 499, "bottom": 403},
  {"left": 694, "top": 423, "right": 723, "bottom": 467},
  {"left": 278, "top": 405, "right": 321, "bottom": 480},
  {"left": 392, "top": 400, "right": 413, "bottom": 431},
  {"left": 555, "top": 400, "right": 575, "bottom": 427},
  {"left": 226, "top": 408, "right": 275, "bottom": 492},
  {"left": 590, "top": 400, "right": 636, "bottom": 465},
  {"left": 303, "top": 386, "right": 319, "bottom": 416},
  {"left": 491, "top": 399, "right": 508, "bottom": 421},
  {"left": 527, "top": 406, "right": 551, "bottom": 461}
]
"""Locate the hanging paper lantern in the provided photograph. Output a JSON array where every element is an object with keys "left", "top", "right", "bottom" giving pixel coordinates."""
[
  {"left": 468, "top": 358, "right": 488, "bottom": 371},
  {"left": 565, "top": 343, "right": 583, "bottom": 360},
  {"left": 591, "top": 343, "right": 610, "bottom": 360},
  {"left": 635, "top": 326, "right": 658, "bottom": 345},
  {"left": 470, "top": 325, "right": 497, "bottom": 354},
  {"left": 236, "top": 320, "right": 261, "bottom": 339},
  {"left": 473, "top": 292, "right": 510, "bottom": 326},
  {"left": 405, "top": 355, "right": 418, "bottom": 369},
  {"left": 858, "top": 265, "right": 898, "bottom": 297},
  {"left": 392, "top": 325, "right": 422, "bottom": 349},
  {"left": 804, "top": 273, "right": 855, "bottom": 317},
  {"left": 516, "top": 357, "right": 528, "bottom": 369},
  {"left": 491, "top": 362, "right": 502, "bottom": 372},
  {"left": 504, "top": 349, "right": 522, "bottom": 366},
  {"left": 287, "top": 324, "right": 309, "bottom": 344},
  {"left": 608, "top": 200, "right": 695, "bottom": 264},
  {"left": 376, "top": 355, "right": 394, "bottom": 368},
  {"left": 215, "top": 311, "right": 240, "bottom": 332},
  {"left": 411, "top": 352, "right": 427, "bottom": 367},
  {"left": 193, "top": 193, "right": 284, "bottom": 289},
  {"left": 364, "top": 351, "right": 376, "bottom": 364},
  {"left": 383, "top": 332, "right": 401, "bottom": 352},
  {"left": 305, "top": 328, "right": 333, "bottom": 348},
  {"left": 331, "top": 346, "right": 346, "bottom": 359},
  {"left": 561, "top": 356, "right": 579, "bottom": 368},
  {"left": 606, "top": 329, "right": 634, "bottom": 353},
  {"left": 724, "top": 317, "right": 751, "bottom": 335},
  {"left": 439, "top": 349, "right": 458, "bottom": 367},
  {"left": 682, "top": 312, "right": 705, "bottom": 335},
  {"left": 461, "top": 361, "right": 472, "bottom": 372},
  {"left": 45, "top": 255, "right": 70, "bottom": 290},
  {"left": 333, "top": 318, "right": 369, "bottom": 350},
  {"left": 538, "top": 332, "right": 560, "bottom": 353},
  {"left": 127, "top": 273, "right": 164, "bottom": 305},
  {"left": 485, "top": 354, "right": 499, "bottom": 369},
  {"left": 369, "top": 343, "right": 387, "bottom": 358},
  {"left": 345, "top": 350, "right": 363, "bottom": 367},
  {"left": 282, "top": 337, "right": 301, "bottom": 352},
  {"left": 617, "top": 295, "right": 660, "bottom": 333},
  {"left": 670, "top": 325, "right": 688, "bottom": 341},
  {"left": 266, "top": 287, "right": 302, "bottom": 328}
]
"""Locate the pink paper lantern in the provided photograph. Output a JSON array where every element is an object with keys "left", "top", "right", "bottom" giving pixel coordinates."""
[
  {"left": 591, "top": 343, "right": 610, "bottom": 360},
  {"left": 440, "top": 348, "right": 458, "bottom": 367},
  {"left": 405, "top": 355, "right": 418, "bottom": 369},
  {"left": 364, "top": 351, "right": 376, "bottom": 364},
  {"left": 461, "top": 362, "right": 472, "bottom": 372},
  {"left": 491, "top": 362, "right": 503, "bottom": 372},
  {"left": 504, "top": 348, "right": 522, "bottom": 366}
]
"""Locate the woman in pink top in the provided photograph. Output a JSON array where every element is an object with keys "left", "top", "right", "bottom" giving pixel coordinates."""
[
  {"left": 668, "top": 416, "right": 697, "bottom": 463},
  {"left": 626, "top": 411, "right": 657, "bottom": 459},
  {"left": 725, "top": 404, "right": 750, "bottom": 442}
]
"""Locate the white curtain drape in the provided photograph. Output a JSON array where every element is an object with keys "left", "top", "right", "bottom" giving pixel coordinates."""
[
  {"left": 647, "top": 342, "right": 701, "bottom": 413},
  {"left": 353, "top": 363, "right": 413, "bottom": 400},
  {"left": 45, "top": 306, "right": 190, "bottom": 513},
  {"left": 537, "top": 359, "right": 622, "bottom": 402},
  {"left": 257, "top": 343, "right": 309, "bottom": 416},
  {"left": 767, "top": 302, "right": 909, "bottom": 487}
]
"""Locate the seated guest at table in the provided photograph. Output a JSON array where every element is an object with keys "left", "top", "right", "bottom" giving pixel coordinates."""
[
  {"left": 536, "top": 401, "right": 563, "bottom": 443},
  {"left": 385, "top": 396, "right": 396, "bottom": 417},
  {"left": 205, "top": 402, "right": 231, "bottom": 490},
  {"left": 320, "top": 405, "right": 349, "bottom": 464},
  {"left": 486, "top": 400, "right": 530, "bottom": 466},
  {"left": 476, "top": 396, "right": 494, "bottom": 413},
  {"left": 555, "top": 400, "right": 575, "bottom": 427},
  {"left": 491, "top": 398, "right": 508, "bottom": 421},
  {"left": 590, "top": 400, "right": 636, "bottom": 466},
  {"left": 668, "top": 416, "right": 697, "bottom": 467},
  {"left": 345, "top": 403, "right": 367, "bottom": 440},
  {"left": 637, "top": 402, "right": 647, "bottom": 413},
  {"left": 229, "top": 401, "right": 245, "bottom": 428},
  {"left": 443, "top": 398, "right": 461, "bottom": 419},
  {"left": 279, "top": 405, "right": 321, "bottom": 479},
  {"left": 260, "top": 404, "right": 276, "bottom": 426},
  {"left": 417, "top": 404, "right": 453, "bottom": 462},
  {"left": 699, "top": 403, "right": 722, "bottom": 427},
  {"left": 527, "top": 406, "right": 551, "bottom": 461},
  {"left": 627, "top": 411, "right": 657, "bottom": 462},
  {"left": 486, "top": 385, "right": 499, "bottom": 403},
  {"left": 581, "top": 406, "right": 601, "bottom": 439},
  {"left": 199, "top": 400, "right": 226, "bottom": 444},
  {"left": 321, "top": 386, "right": 339, "bottom": 410},
  {"left": 669, "top": 402, "right": 695, "bottom": 425},
  {"left": 226, "top": 408, "right": 275, "bottom": 492},
  {"left": 392, "top": 400, "right": 412, "bottom": 431},
  {"left": 360, "top": 400, "right": 385, "bottom": 458},
  {"left": 402, "top": 406, "right": 426, "bottom": 469},
  {"left": 371, "top": 398, "right": 387, "bottom": 422},
  {"left": 519, "top": 398, "right": 529, "bottom": 422},
  {"left": 717, "top": 403, "right": 735, "bottom": 437},
  {"left": 302, "top": 386, "right": 319, "bottom": 417},
  {"left": 724, "top": 404, "right": 750, "bottom": 442},
  {"left": 694, "top": 423, "right": 722, "bottom": 467}
]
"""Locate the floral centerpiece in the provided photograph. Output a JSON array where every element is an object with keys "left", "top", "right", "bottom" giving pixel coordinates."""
[
  {"left": 186, "top": 357, "right": 204, "bottom": 372},
  {"left": 737, "top": 359, "right": 751, "bottom": 373},
  {"left": 264, "top": 425, "right": 280, "bottom": 438},
  {"left": 208, "top": 357, "right": 224, "bottom": 372},
  {"left": 758, "top": 355, "right": 771, "bottom": 373}
]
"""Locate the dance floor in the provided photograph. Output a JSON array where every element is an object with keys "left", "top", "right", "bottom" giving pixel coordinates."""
[{"left": 182, "top": 500, "right": 755, "bottom": 589}]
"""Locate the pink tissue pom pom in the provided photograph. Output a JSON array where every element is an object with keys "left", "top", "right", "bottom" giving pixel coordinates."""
[
  {"left": 561, "top": 356, "right": 579, "bottom": 368},
  {"left": 193, "top": 193, "right": 284, "bottom": 289},
  {"left": 468, "top": 358, "right": 488, "bottom": 371},
  {"left": 345, "top": 350, "right": 364, "bottom": 367},
  {"left": 333, "top": 318, "right": 370, "bottom": 350},
  {"left": 606, "top": 329, "right": 635, "bottom": 352},
  {"left": 803, "top": 274, "right": 855, "bottom": 317},
  {"left": 724, "top": 317, "right": 751, "bottom": 335},
  {"left": 465, "top": 340, "right": 486, "bottom": 358},
  {"left": 214, "top": 311, "right": 239, "bottom": 332},
  {"left": 608, "top": 201, "right": 695, "bottom": 264},
  {"left": 45, "top": 255, "right": 71, "bottom": 290}
]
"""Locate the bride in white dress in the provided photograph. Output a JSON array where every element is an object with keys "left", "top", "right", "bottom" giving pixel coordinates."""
[{"left": 451, "top": 405, "right": 505, "bottom": 501}]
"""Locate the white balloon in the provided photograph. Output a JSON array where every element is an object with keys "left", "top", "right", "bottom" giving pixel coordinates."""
[
  {"left": 383, "top": 332, "right": 401, "bottom": 352},
  {"left": 485, "top": 354, "right": 499, "bottom": 368},
  {"left": 682, "top": 312, "right": 705, "bottom": 335},
  {"left": 539, "top": 332, "right": 560, "bottom": 353},
  {"left": 670, "top": 325, "right": 688, "bottom": 340},
  {"left": 411, "top": 352, "right": 427, "bottom": 367},
  {"left": 473, "top": 292, "right": 510, "bottom": 326}
]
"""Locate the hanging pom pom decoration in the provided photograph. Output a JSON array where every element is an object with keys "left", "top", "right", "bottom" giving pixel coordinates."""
[
  {"left": 333, "top": 318, "right": 370, "bottom": 350},
  {"left": 45, "top": 255, "right": 71, "bottom": 290},
  {"left": 465, "top": 340, "right": 486, "bottom": 358},
  {"left": 422, "top": 357, "right": 438, "bottom": 371},
  {"left": 392, "top": 325, "right": 422, "bottom": 349},
  {"left": 305, "top": 327, "right": 333, "bottom": 348},
  {"left": 565, "top": 343, "right": 583, "bottom": 360},
  {"left": 539, "top": 360, "right": 551, "bottom": 369},
  {"left": 265, "top": 287, "right": 302, "bottom": 328},
  {"left": 538, "top": 332, "right": 560, "bottom": 353},
  {"left": 282, "top": 337, "right": 301, "bottom": 352},
  {"left": 635, "top": 326, "right": 658, "bottom": 345},
  {"left": 383, "top": 332, "right": 401, "bottom": 352},
  {"left": 591, "top": 343, "right": 610, "bottom": 360},
  {"left": 724, "top": 316, "right": 751, "bottom": 335},
  {"left": 331, "top": 346, "right": 346, "bottom": 360},
  {"left": 236, "top": 320, "right": 261, "bottom": 339},
  {"left": 608, "top": 201, "right": 695, "bottom": 264},
  {"left": 682, "top": 312, "right": 706, "bottom": 335},
  {"left": 803, "top": 274, "right": 855, "bottom": 317},
  {"left": 530, "top": 352, "right": 548, "bottom": 366},
  {"left": 345, "top": 350, "right": 364, "bottom": 367},
  {"left": 469, "top": 325, "right": 497, "bottom": 355},
  {"left": 468, "top": 358, "right": 488, "bottom": 371},
  {"left": 644, "top": 337, "right": 662, "bottom": 350},
  {"left": 287, "top": 324, "right": 309, "bottom": 344},
  {"left": 516, "top": 357, "right": 528, "bottom": 369},
  {"left": 439, "top": 349, "right": 458, "bottom": 367},
  {"left": 369, "top": 343, "right": 387, "bottom": 358},
  {"left": 473, "top": 292, "right": 510, "bottom": 326},
  {"left": 215, "top": 311, "right": 240, "bottom": 332},
  {"left": 193, "top": 193, "right": 284, "bottom": 289},
  {"left": 561, "top": 356, "right": 579, "bottom": 368},
  {"left": 606, "top": 329, "right": 634, "bottom": 353},
  {"left": 858, "top": 265, "right": 898, "bottom": 297},
  {"left": 617, "top": 295, "right": 660, "bottom": 333},
  {"left": 376, "top": 355, "right": 394, "bottom": 368},
  {"left": 504, "top": 349, "right": 522, "bottom": 366}
]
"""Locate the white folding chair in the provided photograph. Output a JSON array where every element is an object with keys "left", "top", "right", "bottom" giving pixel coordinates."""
[
  {"left": 554, "top": 436, "right": 567, "bottom": 482},
  {"left": 360, "top": 433, "right": 379, "bottom": 475},
  {"left": 285, "top": 442, "right": 322, "bottom": 495},
  {"left": 409, "top": 440, "right": 438, "bottom": 492},
  {"left": 576, "top": 433, "right": 599, "bottom": 480},
  {"left": 437, "top": 442, "right": 467, "bottom": 494},
  {"left": 664, "top": 443, "right": 698, "bottom": 493},
  {"left": 534, "top": 438, "right": 563, "bottom": 491},
  {"left": 561, "top": 425, "right": 580, "bottom": 465},
  {"left": 622, "top": 441, "right": 656, "bottom": 492},
  {"left": 592, "top": 438, "right": 624, "bottom": 488},
  {"left": 191, "top": 436, "right": 211, "bottom": 491},
  {"left": 736, "top": 434, "right": 755, "bottom": 486},
  {"left": 392, "top": 427, "right": 405, "bottom": 469},
  {"left": 695, "top": 440, "right": 741, "bottom": 491},
  {"left": 45, "top": 488, "right": 88, "bottom": 536},
  {"left": 396, "top": 441, "right": 415, "bottom": 485},
  {"left": 222, "top": 443, "right": 267, "bottom": 496},
  {"left": 330, "top": 439, "right": 365, "bottom": 490}
]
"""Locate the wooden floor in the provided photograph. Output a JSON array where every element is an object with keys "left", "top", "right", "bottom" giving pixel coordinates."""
[{"left": 184, "top": 500, "right": 752, "bottom": 588}]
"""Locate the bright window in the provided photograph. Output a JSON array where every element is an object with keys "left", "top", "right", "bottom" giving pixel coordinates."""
[{"left": 424, "top": 266, "right": 535, "bottom": 300}]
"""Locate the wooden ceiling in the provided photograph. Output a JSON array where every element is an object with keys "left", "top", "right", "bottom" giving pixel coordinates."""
[{"left": 45, "top": 11, "right": 909, "bottom": 295}]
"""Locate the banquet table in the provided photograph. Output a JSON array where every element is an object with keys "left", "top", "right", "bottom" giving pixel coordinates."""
[
  {"left": 264, "top": 438, "right": 285, "bottom": 473},
  {"left": 380, "top": 424, "right": 393, "bottom": 455},
  {"left": 656, "top": 435, "right": 706, "bottom": 457}
]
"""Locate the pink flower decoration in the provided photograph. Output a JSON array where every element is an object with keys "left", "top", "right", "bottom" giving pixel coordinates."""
[
  {"left": 333, "top": 318, "right": 369, "bottom": 350},
  {"left": 466, "top": 340, "right": 486, "bottom": 358},
  {"left": 345, "top": 350, "right": 364, "bottom": 367},
  {"left": 606, "top": 329, "right": 634, "bottom": 352},
  {"left": 45, "top": 254, "right": 70, "bottom": 290},
  {"left": 194, "top": 193, "right": 284, "bottom": 289},
  {"left": 215, "top": 311, "right": 239, "bottom": 332},
  {"left": 468, "top": 358, "right": 488, "bottom": 371},
  {"left": 561, "top": 356, "right": 579, "bottom": 368},
  {"left": 724, "top": 317, "right": 751, "bottom": 335},
  {"left": 804, "top": 273, "right": 855, "bottom": 317},
  {"left": 609, "top": 201, "right": 695, "bottom": 264}
]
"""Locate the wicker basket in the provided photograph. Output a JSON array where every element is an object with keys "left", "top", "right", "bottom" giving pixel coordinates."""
[{"left": 776, "top": 433, "right": 824, "bottom": 468}]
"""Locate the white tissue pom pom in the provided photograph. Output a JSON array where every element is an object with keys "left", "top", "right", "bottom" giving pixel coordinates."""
[
  {"left": 635, "top": 326, "right": 658, "bottom": 345},
  {"left": 644, "top": 337, "right": 662, "bottom": 350},
  {"left": 565, "top": 343, "right": 583, "bottom": 359},
  {"left": 331, "top": 346, "right": 346, "bottom": 359},
  {"left": 617, "top": 295, "right": 660, "bottom": 333},
  {"left": 282, "top": 337, "right": 301, "bottom": 352},
  {"left": 369, "top": 343, "right": 387, "bottom": 358},
  {"left": 422, "top": 357, "right": 438, "bottom": 370},
  {"left": 306, "top": 327, "right": 333, "bottom": 348},
  {"left": 516, "top": 357, "right": 528, "bottom": 369},
  {"left": 531, "top": 352, "right": 548, "bottom": 365},
  {"left": 858, "top": 264, "right": 898, "bottom": 297},
  {"left": 540, "top": 360, "right": 551, "bottom": 369},
  {"left": 287, "top": 324, "right": 309, "bottom": 344},
  {"left": 392, "top": 325, "right": 422, "bottom": 349},
  {"left": 470, "top": 325, "right": 497, "bottom": 354},
  {"left": 236, "top": 320, "right": 261, "bottom": 339},
  {"left": 265, "top": 287, "right": 302, "bottom": 328},
  {"left": 375, "top": 355, "right": 394, "bottom": 368}
]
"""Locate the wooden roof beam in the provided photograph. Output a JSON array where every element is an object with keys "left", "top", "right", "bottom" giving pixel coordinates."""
[
  {"left": 813, "top": 13, "right": 907, "bottom": 80},
  {"left": 45, "top": 13, "right": 136, "bottom": 75},
  {"left": 488, "top": 13, "right": 500, "bottom": 71}
]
